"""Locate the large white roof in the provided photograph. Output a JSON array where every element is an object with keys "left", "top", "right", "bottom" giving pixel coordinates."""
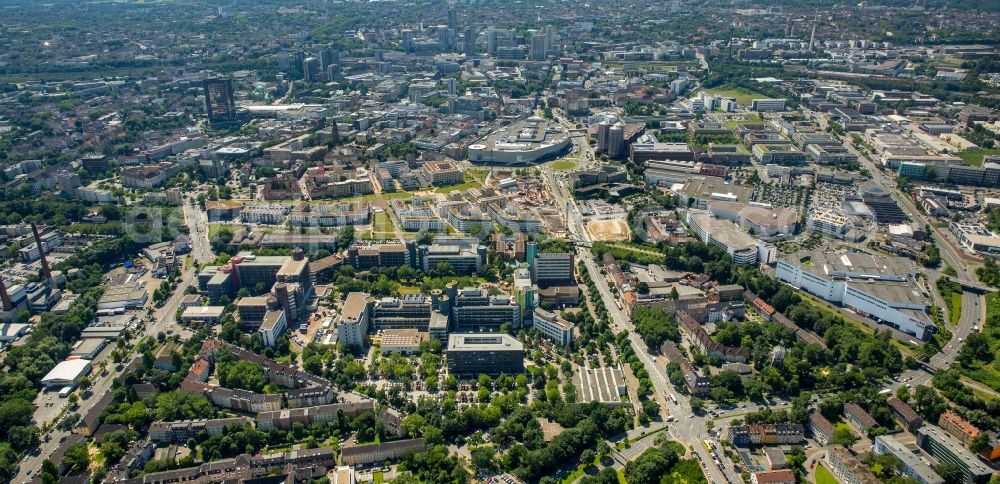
[{"left": 41, "top": 359, "right": 91, "bottom": 383}]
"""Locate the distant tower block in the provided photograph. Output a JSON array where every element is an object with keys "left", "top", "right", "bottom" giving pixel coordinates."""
[{"left": 203, "top": 78, "right": 239, "bottom": 127}]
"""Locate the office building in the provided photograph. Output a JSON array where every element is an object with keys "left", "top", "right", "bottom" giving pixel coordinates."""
[
  {"left": 452, "top": 287, "right": 520, "bottom": 331},
  {"left": 950, "top": 222, "right": 1000, "bottom": 255},
  {"left": 203, "top": 78, "right": 239, "bottom": 128},
  {"left": 532, "top": 308, "right": 575, "bottom": 346},
  {"left": 379, "top": 329, "right": 428, "bottom": 355},
  {"left": 776, "top": 251, "right": 934, "bottom": 339},
  {"left": 372, "top": 294, "right": 432, "bottom": 331},
  {"left": 687, "top": 211, "right": 776, "bottom": 265},
  {"left": 418, "top": 237, "right": 485, "bottom": 275},
  {"left": 873, "top": 435, "right": 944, "bottom": 484},
  {"left": 422, "top": 160, "right": 464, "bottom": 186},
  {"left": 336, "top": 292, "right": 372, "bottom": 348},
  {"left": 447, "top": 333, "right": 524, "bottom": 377},
  {"left": 751, "top": 98, "right": 787, "bottom": 112},
  {"left": 258, "top": 309, "right": 287, "bottom": 348},
  {"left": 531, "top": 251, "right": 574, "bottom": 286},
  {"left": 917, "top": 425, "right": 994, "bottom": 483}
]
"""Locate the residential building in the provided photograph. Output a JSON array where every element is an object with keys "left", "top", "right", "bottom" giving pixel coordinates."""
[
  {"left": 939, "top": 411, "right": 981, "bottom": 446},
  {"left": 751, "top": 469, "right": 795, "bottom": 484},
  {"left": 149, "top": 417, "right": 253, "bottom": 443},
  {"left": 340, "top": 439, "right": 426, "bottom": 466},
  {"left": 825, "top": 445, "right": 880, "bottom": 484},
  {"left": 887, "top": 396, "right": 923, "bottom": 432},
  {"left": 422, "top": 160, "right": 464, "bottom": 186},
  {"left": 809, "top": 410, "right": 835, "bottom": 446},
  {"left": 727, "top": 424, "right": 805, "bottom": 447},
  {"left": 447, "top": 333, "right": 525, "bottom": 377},
  {"left": 843, "top": 402, "right": 878, "bottom": 435},
  {"left": 256, "top": 401, "right": 375, "bottom": 431}
]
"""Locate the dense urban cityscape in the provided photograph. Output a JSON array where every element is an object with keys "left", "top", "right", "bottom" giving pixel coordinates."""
[{"left": 0, "top": 0, "right": 999, "bottom": 483}]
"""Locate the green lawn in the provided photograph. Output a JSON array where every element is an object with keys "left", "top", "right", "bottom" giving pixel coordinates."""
[
  {"left": 815, "top": 464, "right": 838, "bottom": 484},
  {"left": 950, "top": 293, "right": 963, "bottom": 325},
  {"left": 959, "top": 292, "right": 1000, "bottom": 392},
  {"left": 207, "top": 223, "right": 234, "bottom": 239},
  {"left": 957, "top": 147, "right": 1000, "bottom": 167},
  {"left": 549, "top": 159, "right": 578, "bottom": 171},
  {"left": 434, "top": 180, "right": 481, "bottom": 194},
  {"left": 703, "top": 86, "right": 768, "bottom": 105}
]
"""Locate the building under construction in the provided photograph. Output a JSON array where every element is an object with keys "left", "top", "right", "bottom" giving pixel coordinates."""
[{"left": 203, "top": 78, "right": 241, "bottom": 128}]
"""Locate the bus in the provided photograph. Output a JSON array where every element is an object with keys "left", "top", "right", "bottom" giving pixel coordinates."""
[{"left": 58, "top": 386, "right": 73, "bottom": 398}]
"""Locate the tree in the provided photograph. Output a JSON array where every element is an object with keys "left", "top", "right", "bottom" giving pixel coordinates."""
[
  {"left": 970, "top": 432, "right": 992, "bottom": 455},
  {"left": 935, "top": 462, "right": 964, "bottom": 484},
  {"left": 63, "top": 443, "right": 90, "bottom": 474},
  {"left": 690, "top": 397, "right": 705, "bottom": 413}
]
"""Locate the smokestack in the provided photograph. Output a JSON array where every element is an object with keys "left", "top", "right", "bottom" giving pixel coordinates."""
[
  {"left": 0, "top": 278, "right": 12, "bottom": 312},
  {"left": 30, "top": 223, "right": 52, "bottom": 281}
]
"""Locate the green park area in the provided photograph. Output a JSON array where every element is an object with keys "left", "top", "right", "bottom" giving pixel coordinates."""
[
  {"left": 703, "top": 86, "right": 768, "bottom": 105},
  {"left": 957, "top": 147, "right": 1000, "bottom": 166},
  {"left": 815, "top": 464, "right": 838, "bottom": 484}
]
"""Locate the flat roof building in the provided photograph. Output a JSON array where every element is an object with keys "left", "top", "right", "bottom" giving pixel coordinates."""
[
  {"left": 447, "top": 333, "right": 524, "bottom": 377},
  {"left": 337, "top": 292, "right": 372, "bottom": 348},
  {"left": 776, "top": 251, "right": 933, "bottom": 340},
  {"left": 917, "top": 425, "right": 994, "bottom": 483},
  {"left": 41, "top": 359, "right": 92, "bottom": 388},
  {"left": 873, "top": 435, "right": 944, "bottom": 484}
]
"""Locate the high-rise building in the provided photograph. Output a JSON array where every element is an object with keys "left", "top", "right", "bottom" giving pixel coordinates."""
[
  {"left": 302, "top": 57, "right": 320, "bottom": 82},
  {"left": 447, "top": 7, "right": 458, "bottom": 30},
  {"left": 203, "top": 78, "right": 238, "bottom": 127},
  {"left": 464, "top": 28, "right": 477, "bottom": 57},
  {"left": 597, "top": 121, "right": 611, "bottom": 153},
  {"left": 608, "top": 124, "right": 625, "bottom": 159},
  {"left": 446, "top": 333, "right": 525, "bottom": 376},
  {"left": 530, "top": 34, "right": 547, "bottom": 61}
]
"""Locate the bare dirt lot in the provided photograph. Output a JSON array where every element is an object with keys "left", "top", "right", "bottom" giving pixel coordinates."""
[{"left": 587, "top": 219, "right": 630, "bottom": 241}]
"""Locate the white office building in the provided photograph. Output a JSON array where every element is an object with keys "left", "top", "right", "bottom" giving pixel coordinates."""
[
  {"left": 775, "top": 251, "right": 934, "bottom": 339},
  {"left": 686, "top": 211, "right": 776, "bottom": 265},
  {"left": 532, "top": 308, "right": 575, "bottom": 346}
]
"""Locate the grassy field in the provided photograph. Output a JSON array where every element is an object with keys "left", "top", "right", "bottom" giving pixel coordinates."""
[
  {"left": 370, "top": 211, "right": 395, "bottom": 239},
  {"left": 959, "top": 292, "right": 1000, "bottom": 392},
  {"left": 950, "top": 293, "right": 963, "bottom": 325},
  {"left": 207, "top": 223, "right": 234, "bottom": 239},
  {"left": 815, "top": 464, "right": 838, "bottom": 484},
  {"left": 957, "top": 147, "right": 1000, "bottom": 167},
  {"left": 703, "top": 86, "right": 767, "bottom": 105},
  {"left": 549, "top": 159, "right": 578, "bottom": 171}
]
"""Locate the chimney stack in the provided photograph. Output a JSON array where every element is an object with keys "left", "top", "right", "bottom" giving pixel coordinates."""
[
  {"left": 0, "top": 278, "right": 13, "bottom": 312},
  {"left": 30, "top": 223, "right": 52, "bottom": 281}
]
